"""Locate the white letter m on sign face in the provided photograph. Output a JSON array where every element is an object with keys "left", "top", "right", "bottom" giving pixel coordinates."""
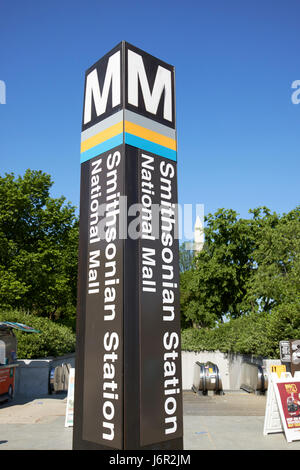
[
  {"left": 127, "top": 50, "right": 172, "bottom": 122},
  {"left": 83, "top": 51, "right": 121, "bottom": 125}
]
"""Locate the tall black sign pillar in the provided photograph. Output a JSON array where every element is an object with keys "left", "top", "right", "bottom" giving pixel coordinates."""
[{"left": 73, "top": 41, "right": 183, "bottom": 450}]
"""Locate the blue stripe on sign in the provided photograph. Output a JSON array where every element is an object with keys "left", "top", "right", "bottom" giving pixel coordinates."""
[
  {"left": 124, "top": 133, "right": 177, "bottom": 161},
  {"left": 80, "top": 133, "right": 123, "bottom": 163}
]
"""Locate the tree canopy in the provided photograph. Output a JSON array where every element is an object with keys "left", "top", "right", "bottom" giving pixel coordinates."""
[
  {"left": 0, "top": 170, "right": 78, "bottom": 328},
  {"left": 180, "top": 206, "right": 300, "bottom": 334}
]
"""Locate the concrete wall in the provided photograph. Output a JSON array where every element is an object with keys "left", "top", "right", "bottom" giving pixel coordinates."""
[
  {"left": 182, "top": 351, "right": 282, "bottom": 391},
  {"left": 182, "top": 350, "right": 255, "bottom": 391}
]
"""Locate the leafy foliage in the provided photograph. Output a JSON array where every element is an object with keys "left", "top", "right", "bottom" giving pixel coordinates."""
[
  {"left": 180, "top": 205, "right": 300, "bottom": 356},
  {"left": 180, "top": 208, "right": 260, "bottom": 326},
  {"left": 243, "top": 207, "right": 300, "bottom": 314},
  {"left": 181, "top": 310, "right": 300, "bottom": 358},
  {"left": 0, "top": 170, "right": 79, "bottom": 328},
  {"left": 0, "top": 310, "right": 76, "bottom": 359},
  {"left": 179, "top": 242, "right": 195, "bottom": 272}
]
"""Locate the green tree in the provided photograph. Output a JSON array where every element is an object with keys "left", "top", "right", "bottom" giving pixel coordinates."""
[
  {"left": 244, "top": 206, "right": 300, "bottom": 313},
  {"left": 0, "top": 170, "right": 79, "bottom": 327},
  {"left": 179, "top": 242, "right": 194, "bottom": 272},
  {"left": 180, "top": 205, "right": 300, "bottom": 359},
  {"left": 180, "top": 207, "right": 282, "bottom": 327},
  {"left": 244, "top": 206, "right": 300, "bottom": 349},
  {"left": 180, "top": 209, "right": 256, "bottom": 327}
]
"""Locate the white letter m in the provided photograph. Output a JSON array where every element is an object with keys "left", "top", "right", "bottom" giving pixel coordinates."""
[
  {"left": 84, "top": 51, "right": 121, "bottom": 124},
  {"left": 128, "top": 50, "right": 172, "bottom": 122}
]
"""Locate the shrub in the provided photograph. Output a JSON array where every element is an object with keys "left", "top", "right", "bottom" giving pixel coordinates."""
[
  {"left": 181, "top": 311, "right": 295, "bottom": 358},
  {"left": 0, "top": 310, "right": 76, "bottom": 359}
]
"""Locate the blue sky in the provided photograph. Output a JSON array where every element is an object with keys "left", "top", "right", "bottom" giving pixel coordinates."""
[{"left": 0, "top": 0, "right": 299, "bottom": 236}]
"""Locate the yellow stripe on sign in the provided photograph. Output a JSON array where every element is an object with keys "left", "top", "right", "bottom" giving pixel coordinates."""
[
  {"left": 81, "top": 121, "right": 123, "bottom": 153},
  {"left": 124, "top": 121, "right": 177, "bottom": 151}
]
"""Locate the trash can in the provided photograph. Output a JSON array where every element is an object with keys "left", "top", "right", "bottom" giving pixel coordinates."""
[{"left": 192, "top": 361, "right": 223, "bottom": 395}]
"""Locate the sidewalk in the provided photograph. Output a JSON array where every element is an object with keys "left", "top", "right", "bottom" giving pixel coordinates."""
[{"left": 0, "top": 391, "right": 299, "bottom": 450}]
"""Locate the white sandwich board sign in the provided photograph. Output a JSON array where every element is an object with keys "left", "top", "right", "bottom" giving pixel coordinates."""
[
  {"left": 65, "top": 368, "right": 75, "bottom": 427},
  {"left": 264, "top": 372, "right": 300, "bottom": 443}
]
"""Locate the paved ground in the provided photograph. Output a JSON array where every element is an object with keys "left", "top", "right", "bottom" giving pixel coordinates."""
[
  {"left": 0, "top": 390, "right": 300, "bottom": 450},
  {"left": 183, "top": 391, "right": 300, "bottom": 450}
]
